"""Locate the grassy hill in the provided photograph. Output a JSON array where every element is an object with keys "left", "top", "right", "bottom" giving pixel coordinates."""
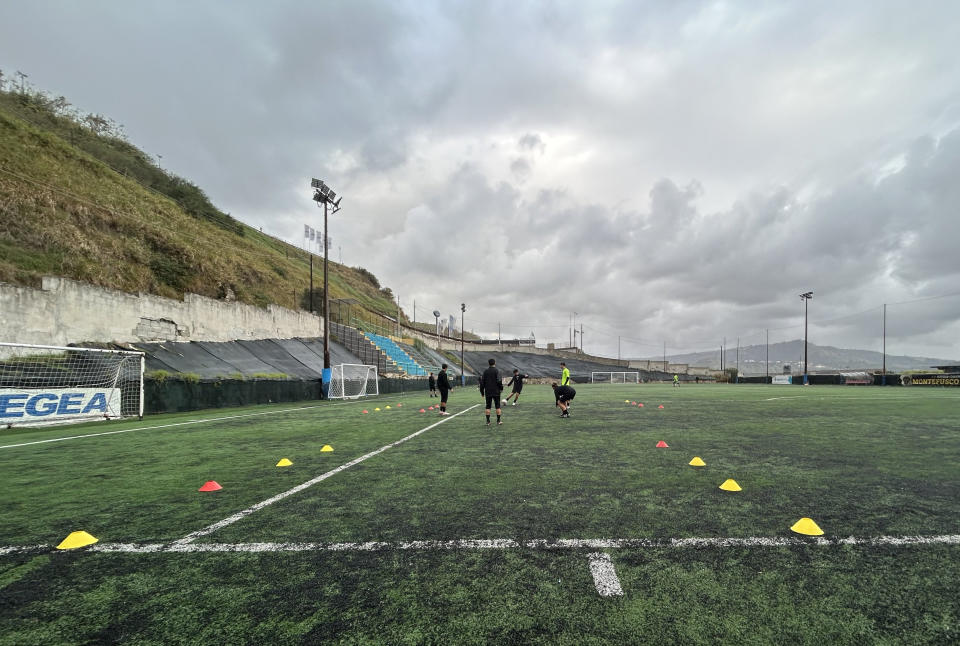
[{"left": 0, "top": 86, "right": 404, "bottom": 329}]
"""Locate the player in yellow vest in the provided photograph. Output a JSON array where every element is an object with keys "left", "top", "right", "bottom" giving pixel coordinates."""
[{"left": 560, "top": 362, "right": 570, "bottom": 386}]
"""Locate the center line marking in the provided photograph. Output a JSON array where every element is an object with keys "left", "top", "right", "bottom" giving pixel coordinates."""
[
  {"left": 168, "top": 405, "right": 480, "bottom": 548},
  {"left": 588, "top": 552, "right": 624, "bottom": 597}
]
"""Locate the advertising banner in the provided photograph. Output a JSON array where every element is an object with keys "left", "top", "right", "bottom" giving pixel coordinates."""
[
  {"left": 772, "top": 375, "right": 792, "bottom": 385},
  {"left": 0, "top": 388, "right": 122, "bottom": 424},
  {"left": 901, "top": 374, "right": 960, "bottom": 386}
]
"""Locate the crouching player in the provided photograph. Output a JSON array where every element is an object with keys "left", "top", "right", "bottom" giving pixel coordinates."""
[{"left": 552, "top": 382, "right": 576, "bottom": 418}]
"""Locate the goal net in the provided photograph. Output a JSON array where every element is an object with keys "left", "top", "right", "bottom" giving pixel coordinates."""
[
  {"left": 0, "top": 342, "right": 144, "bottom": 428},
  {"left": 591, "top": 371, "right": 640, "bottom": 384},
  {"left": 328, "top": 363, "right": 379, "bottom": 399}
]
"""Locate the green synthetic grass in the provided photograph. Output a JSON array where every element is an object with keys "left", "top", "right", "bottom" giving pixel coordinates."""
[{"left": 1, "top": 384, "right": 959, "bottom": 644}]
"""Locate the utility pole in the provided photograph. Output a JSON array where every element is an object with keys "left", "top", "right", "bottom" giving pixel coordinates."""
[
  {"left": 396, "top": 294, "right": 400, "bottom": 337},
  {"left": 461, "top": 303, "right": 466, "bottom": 386},
  {"left": 309, "top": 255, "right": 314, "bottom": 313},
  {"left": 882, "top": 304, "right": 887, "bottom": 385},
  {"left": 580, "top": 324, "right": 583, "bottom": 353},
  {"left": 663, "top": 341, "right": 666, "bottom": 374},
  {"left": 310, "top": 178, "right": 342, "bottom": 380},
  {"left": 800, "top": 291, "right": 813, "bottom": 384},
  {"left": 618, "top": 336, "right": 621, "bottom": 363},
  {"left": 736, "top": 337, "right": 740, "bottom": 383},
  {"left": 766, "top": 328, "right": 769, "bottom": 380}
]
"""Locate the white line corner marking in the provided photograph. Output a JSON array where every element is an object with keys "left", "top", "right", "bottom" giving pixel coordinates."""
[
  {"left": 169, "top": 404, "right": 480, "bottom": 548},
  {"left": 588, "top": 552, "right": 624, "bottom": 597}
]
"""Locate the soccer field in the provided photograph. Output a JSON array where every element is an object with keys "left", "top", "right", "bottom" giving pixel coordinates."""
[{"left": 1, "top": 384, "right": 958, "bottom": 644}]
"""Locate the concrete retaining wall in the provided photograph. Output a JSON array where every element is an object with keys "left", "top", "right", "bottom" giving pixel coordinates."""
[{"left": 0, "top": 277, "right": 323, "bottom": 346}]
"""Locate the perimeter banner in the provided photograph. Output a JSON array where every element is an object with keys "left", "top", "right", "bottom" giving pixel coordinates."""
[
  {"left": 0, "top": 388, "right": 122, "bottom": 423},
  {"left": 901, "top": 374, "right": 960, "bottom": 386}
]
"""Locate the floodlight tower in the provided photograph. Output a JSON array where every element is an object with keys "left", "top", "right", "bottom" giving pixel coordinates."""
[
  {"left": 311, "top": 178, "right": 343, "bottom": 384},
  {"left": 800, "top": 291, "right": 813, "bottom": 384},
  {"left": 460, "top": 303, "right": 466, "bottom": 386},
  {"left": 433, "top": 310, "right": 442, "bottom": 350}
]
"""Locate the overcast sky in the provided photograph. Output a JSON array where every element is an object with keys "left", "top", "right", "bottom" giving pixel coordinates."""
[{"left": 3, "top": 0, "right": 959, "bottom": 360}]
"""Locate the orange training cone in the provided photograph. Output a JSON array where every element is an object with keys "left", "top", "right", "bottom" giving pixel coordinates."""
[
  {"left": 656, "top": 440, "right": 669, "bottom": 448},
  {"left": 428, "top": 406, "right": 434, "bottom": 410},
  {"left": 362, "top": 410, "right": 368, "bottom": 414},
  {"left": 631, "top": 401, "right": 636, "bottom": 405},
  {"left": 419, "top": 408, "right": 426, "bottom": 413},
  {"left": 638, "top": 403, "right": 644, "bottom": 407},
  {"left": 199, "top": 481, "right": 222, "bottom": 492},
  {"left": 658, "top": 405, "right": 664, "bottom": 409}
]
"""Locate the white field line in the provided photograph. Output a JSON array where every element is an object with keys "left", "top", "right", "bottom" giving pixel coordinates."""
[
  {"left": 0, "top": 397, "right": 405, "bottom": 450},
  {"left": 168, "top": 405, "right": 481, "bottom": 548},
  {"left": 5, "top": 534, "right": 959, "bottom": 556},
  {"left": 764, "top": 396, "right": 805, "bottom": 401},
  {"left": 588, "top": 552, "right": 624, "bottom": 597}
]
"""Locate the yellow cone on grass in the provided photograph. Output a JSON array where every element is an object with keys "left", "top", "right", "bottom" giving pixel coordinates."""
[
  {"left": 374, "top": 407, "right": 381, "bottom": 411},
  {"left": 321, "top": 445, "right": 334, "bottom": 452},
  {"left": 56, "top": 531, "right": 98, "bottom": 550},
  {"left": 790, "top": 517, "right": 824, "bottom": 536},
  {"left": 718, "top": 479, "right": 742, "bottom": 492},
  {"left": 276, "top": 458, "right": 293, "bottom": 467},
  {"left": 689, "top": 457, "right": 706, "bottom": 467},
  {"left": 385, "top": 405, "right": 391, "bottom": 409}
]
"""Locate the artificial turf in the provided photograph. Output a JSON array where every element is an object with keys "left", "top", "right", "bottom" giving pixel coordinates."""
[{"left": 1, "top": 384, "right": 958, "bottom": 644}]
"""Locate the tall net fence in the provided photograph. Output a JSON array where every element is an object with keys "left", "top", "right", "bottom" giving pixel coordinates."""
[{"left": 0, "top": 343, "right": 143, "bottom": 427}]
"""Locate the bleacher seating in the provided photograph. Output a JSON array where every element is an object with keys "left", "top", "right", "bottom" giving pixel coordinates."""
[
  {"left": 330, "top": 322, "right": 388, "bottom": 374},
  {"left": 364, "top": 332, "right": 428, "bottom": 376}
]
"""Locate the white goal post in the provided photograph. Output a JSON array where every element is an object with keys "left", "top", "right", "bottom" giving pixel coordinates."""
[
  {"left": 591, "top": 371, "right": 640, "bottom": 384},
  {"left": 0, "top": 342, "right": 144, "bottom": 428},
  {"left": 328, "top": 363, "right": 379, "bottom": 399}
]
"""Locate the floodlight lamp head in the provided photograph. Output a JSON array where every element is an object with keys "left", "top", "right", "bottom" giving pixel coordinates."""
[
  {"left": 333, "top": 197, "right": 343, "bottom": 207},
  {"left": 311, "top": 178, "right": 323, "bottom": 189},
  {"left": 461, "top": 303, "right": 466, "bottom": 312},
  {"left": 800, "top": 291, "right": 813, "bottom": 300},
  {"left": 433, "top": 310, "right": 441, "bottom": 318}
]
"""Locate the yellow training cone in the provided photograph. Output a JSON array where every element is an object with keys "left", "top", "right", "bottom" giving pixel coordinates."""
[
  {"left": 320, "top": 445, "right": 334, "bottom": 452},
  {"left": 689, "top": 457, "right": 706, "bottom": 467},
  {"left": 56, "top": 531, "right": 98, "bottom": 550},
  {"left": 385, "top": 405, "right": 391, "bottom": 409},
  {"left": 374, "top": 407, "right": 381, "bottom": 411},
  {"left": 276, "top": 458, "right": 293, "bottom": 467},
  {"left": 718, "top": 479, "right": 742, "bottom": 492},
  {"left": 790, "top": 517, "right": 824, "bottom": 536}
]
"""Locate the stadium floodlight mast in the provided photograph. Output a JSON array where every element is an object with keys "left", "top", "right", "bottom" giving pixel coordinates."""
[
  {"left": 460, "top": 303, "right": 466, "bottom": 386},
  {"left": 800, "top": 291, "right": 813, "bottom": 384},
  {"left": 311, "top": 178, "right": 343, "bottom": 383},
  {"left": 433, "top": 310, "right": 442, "bottom": 350}
]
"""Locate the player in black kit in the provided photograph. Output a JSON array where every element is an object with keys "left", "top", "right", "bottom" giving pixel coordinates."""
[
  {"left": 479, "top": 358, "right": 503, "bottom": 426},
  {"left": 503, "top": 369, "right": 528, "bottom": 405},
  {"left": 552, "top": 383, "right": 576, "bottom": 418}
]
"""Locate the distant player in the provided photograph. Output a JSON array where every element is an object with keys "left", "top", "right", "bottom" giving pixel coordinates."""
[
  {"left": 479, "top": 358, "right": 503, "bottom": 426},
  {"left": 428, "top": 372, "right": 437, "bottom": 397},
  {"left": 673, "top": 374, "right": 680, "bottom": 387},
  {"left": 560, "top": 362, "right": 571, "bottom": 386},
  {"left": 552, "top": 382, "right": 576, "bottom": 418},
  {"left": 503, "top": 369, "right": 528, "bottom": 405},
  {"left": 437, "top": 364, "right": 451, "bottom": 415}
]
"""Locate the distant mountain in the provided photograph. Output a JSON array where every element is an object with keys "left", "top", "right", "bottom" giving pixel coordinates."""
[{"left": 655, "top": 340, "right": 958, "bottom": 374}]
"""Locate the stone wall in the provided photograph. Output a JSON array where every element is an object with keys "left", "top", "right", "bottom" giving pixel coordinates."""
[{"left": 0, "top": 277, "right": 322, "bottom": 346}]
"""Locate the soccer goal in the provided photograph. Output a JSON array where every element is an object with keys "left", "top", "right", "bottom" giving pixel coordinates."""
[
  {"left": 0, "top": 342, "right": 144, "bottom": 428},
  {"left": 328, "top": 363, "right": 379, "bottom": 399},
  {"left": 591, "top": 371, "right": 640, "bottom": 384}
]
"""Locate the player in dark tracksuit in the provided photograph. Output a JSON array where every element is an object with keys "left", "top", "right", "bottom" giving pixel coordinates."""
[
  {"left": 437, "top": 364, "right": 451, "bottom": 415},
  {"left": 428, "top": 372, "right": 437, "bottom": 397},
  {"left": 552, "top": 383, "right": 576, "bottom": 418},
  {"left": 479, "top": 358, "right": 503, "bottom": 426},
  {"left": 503, "top": 369, "right": 528, "bottom": 405}
]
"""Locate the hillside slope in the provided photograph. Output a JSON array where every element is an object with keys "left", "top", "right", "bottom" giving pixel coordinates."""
[{"left": 0, "top": 99, "right": 401, "bottom": 327}]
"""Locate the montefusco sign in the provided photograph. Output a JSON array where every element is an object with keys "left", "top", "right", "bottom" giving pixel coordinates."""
[{"left": 901, "top": 374, "right": 960, "bottom": 386}]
